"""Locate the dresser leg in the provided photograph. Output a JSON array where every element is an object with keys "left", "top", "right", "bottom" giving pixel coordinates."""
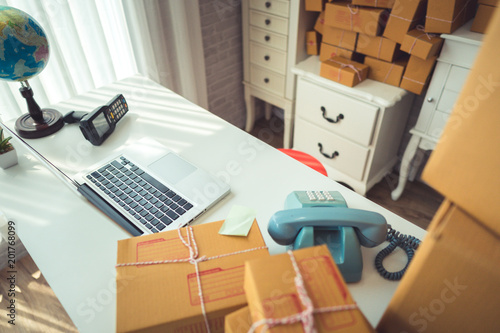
[
  {"left": 391, "top": 134, "right": 421, "bottom": 201},
  {"left": 283, "top": 101, "right": 294, "bottom": 149},
  {"left": 244, "top": 89, "right": 256, "bottom": 132},
  {"left": 264, "top": 103, "right": 272, "bottom": 121}
]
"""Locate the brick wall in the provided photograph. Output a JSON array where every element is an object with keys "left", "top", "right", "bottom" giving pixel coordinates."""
[{"left": 198, "top": 1, "right": 246, "bottom": 129}]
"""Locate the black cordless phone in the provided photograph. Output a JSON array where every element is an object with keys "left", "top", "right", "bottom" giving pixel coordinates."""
[{"left": 64, "top": 94, "right": 129, "bottom": 146}]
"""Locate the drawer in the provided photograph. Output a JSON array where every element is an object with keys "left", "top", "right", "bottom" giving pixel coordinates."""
[
  {"left": 250, "top": 42, "right": 287, "bottom": 74},
  {"left": 293, "top": 119, "right": 369, "bottom": 181},
  {"left": 249, "top": 10, "right": 289, "bottom": 35},
  {"left": 249, "top": 0, "right": 289, "bottom": 18},
  {"left": 250, "top": 26, "right": 288, "bottom": 51},
  {"left": 250, "top": 64, "right": 285, "bottom": 96},
  {"left": 428, "top": 110, "right": 450, "bottom": 140},
  {"left": 295, "top": 78, "right": 379, "bottom": 146}
]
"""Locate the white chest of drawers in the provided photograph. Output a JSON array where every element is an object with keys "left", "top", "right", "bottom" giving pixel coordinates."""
[
  {"left": 242, "top": 0, "right": 316, "bottom": 148},
  {"left": 292, "top": 56, "right": 414, "bottom": 195},
  {"left": 391, "top": 21, "right": 483, "bottom": 200}
]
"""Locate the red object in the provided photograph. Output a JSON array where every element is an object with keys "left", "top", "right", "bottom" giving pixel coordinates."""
[{"left": 278, "top": 149, "right": 328, "bottom": 176}]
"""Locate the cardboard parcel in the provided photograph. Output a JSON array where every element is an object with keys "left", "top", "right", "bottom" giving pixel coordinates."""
[
  {"left": 364, "top": 56, "right": 408, "bottom": 87},
  {"left": 425, "top": 0, "right": 478, "bottom": 33},
  {"left": 377, "top": 8, "right": 500, "bottom": 333},
  {"left": 324, "top": 2, "right": 388, "bottom": 36},
  {"left": 320, "top": 56, "right": 369, "bottom": 87},
  {"left": 319, "top": 43, "right": 355, "bottom": 61},
  {"left": 400, "top": 28, "right": 443, "bottom": 60},
  {"left": 383, "top": 0, "right": 427, "bottom": 44},
  {"left": 244, "top": 245, "right": 374, "bottom": 332},
  {"left": 116, "top": 220, "right": 269, "bottom": 333}
]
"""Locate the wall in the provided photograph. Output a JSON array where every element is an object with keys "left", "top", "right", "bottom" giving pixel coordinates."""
[{"left": 198, "top": 0, "right": 246, "bottom": 129}]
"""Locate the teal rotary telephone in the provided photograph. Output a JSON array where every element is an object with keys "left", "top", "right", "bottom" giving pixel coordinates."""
[{"left": 268, "top": 191, "right": 387, "bottom": 283}]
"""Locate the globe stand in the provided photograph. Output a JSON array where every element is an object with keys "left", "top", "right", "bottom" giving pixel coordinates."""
[{"left": 15, "top": 81, "right": 64, "bottom": 139}]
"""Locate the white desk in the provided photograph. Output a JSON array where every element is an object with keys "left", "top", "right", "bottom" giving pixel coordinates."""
[{"left": 0, "top": 75, "right": 425, "bottom": 332}]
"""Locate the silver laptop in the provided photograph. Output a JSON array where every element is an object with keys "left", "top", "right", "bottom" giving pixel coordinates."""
[{"left": 73, "top": 137, "right": 230, "bottom": 235}]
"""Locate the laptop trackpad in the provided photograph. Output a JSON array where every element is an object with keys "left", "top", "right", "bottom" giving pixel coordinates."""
[{"left": 148, "top": 153, "right": 196, "bottom": 185}]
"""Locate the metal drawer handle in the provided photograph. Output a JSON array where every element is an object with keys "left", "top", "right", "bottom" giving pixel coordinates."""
[
  {"left": 265, "top": 35, "right": 270, "bottom": 41},
  {"left": 318, "top": 143, "right": 339, "bottom": 159},
  {"left": 265, "top": 1, "right": 272, "bottom": 8},
  {"left": 264, "top": 55, "right": 270, "bottom": 61},
  {"left": 265, "top": 19, "right": 271, "bottom": 25},
  {"left": 320, "top": 106, "right": 344, "bottom": 123},
  {"left": 264, "top": 78, "right": 269, "bottom": 83}
]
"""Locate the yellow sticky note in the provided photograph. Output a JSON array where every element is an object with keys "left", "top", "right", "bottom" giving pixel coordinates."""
[{"left": 218, "top": 205, "right": 256, "bottom": 237}]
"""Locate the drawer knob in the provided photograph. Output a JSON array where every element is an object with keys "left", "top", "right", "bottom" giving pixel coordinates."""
[
  {"left": 320, "top": 106, "right": 344, "bottom": 123},
  {"left": 265, "top": 1, "right": 272, "bottom": 8},
  {"left": 264, "top": 55, "right": 270, "bottom": 61},
  {"left": 265, "top": 19, "right": 271, "bottom": 25},
  {"left": 265, "top": 35, "right": 270, "bottom": 42},
  {"left": 318, "top": 143, "right": 339, "bottom": 159},
  {"left": 264, "top": 78, "right": 269, "bottom": 83},
  {"left": 427, "top": 97, "right": 434, "bottom": 103}
]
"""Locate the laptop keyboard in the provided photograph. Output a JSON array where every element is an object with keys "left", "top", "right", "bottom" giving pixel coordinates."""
[{"left": 85, "top": 156, "right": 193, "bottom": 233}]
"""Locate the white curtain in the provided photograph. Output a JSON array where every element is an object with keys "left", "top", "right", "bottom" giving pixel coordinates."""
[{"left": 0, "top": 0, "right": 208, "bottom": 122}]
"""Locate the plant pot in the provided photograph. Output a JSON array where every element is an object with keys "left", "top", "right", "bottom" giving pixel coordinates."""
[{"left": 0, "top": 149, "right": 18, "bottom": 169}]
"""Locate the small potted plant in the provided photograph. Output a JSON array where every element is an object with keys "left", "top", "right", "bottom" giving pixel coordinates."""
[{"left": 0, "top": 128, "right": 18, "bottom": 169}]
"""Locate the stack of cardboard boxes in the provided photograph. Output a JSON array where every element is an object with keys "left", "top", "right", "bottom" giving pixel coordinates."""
[
  {"left": 115, "top": 220, "right": 376, "bottom": 332},
  {"left": 377, "top": 8, "right": 500, "bottom": 332},
  {"left": 305, "top": 0, "right": 484, "bottom": 94}
]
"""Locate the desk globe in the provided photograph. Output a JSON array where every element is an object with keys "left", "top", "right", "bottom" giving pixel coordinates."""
[{"left": 0, "top": 6, "right": 63, "bottom": 138}]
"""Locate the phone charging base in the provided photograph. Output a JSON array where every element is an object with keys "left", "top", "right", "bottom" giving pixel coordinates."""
[{"left": 293, "top": 226, "right": 362, "bottom": 283}]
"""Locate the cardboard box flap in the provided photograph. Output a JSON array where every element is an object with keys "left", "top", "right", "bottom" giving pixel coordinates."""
[{"left": 422, "top": 9, "right": 500, "bottom": 234}]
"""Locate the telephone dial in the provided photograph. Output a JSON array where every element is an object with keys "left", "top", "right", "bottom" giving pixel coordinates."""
[{"left": 268, "top": 191, "right": 387, "bottom": 282}]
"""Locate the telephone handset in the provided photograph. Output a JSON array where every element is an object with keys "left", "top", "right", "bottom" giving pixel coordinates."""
[{"left": 268, "top": 191, "right": 387, "bottom": 282}]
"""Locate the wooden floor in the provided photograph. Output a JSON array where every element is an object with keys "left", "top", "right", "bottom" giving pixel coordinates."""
[
  {"left": 0, "top": 115, "right": 443, "bottom": 332},
  {"left": 0, "top": 255, "right": 78, "bottom": 332}
]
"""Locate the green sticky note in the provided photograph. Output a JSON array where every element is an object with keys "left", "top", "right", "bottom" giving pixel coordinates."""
[{"left": 218, "top": 205, "right": 257, "bottom": 237}]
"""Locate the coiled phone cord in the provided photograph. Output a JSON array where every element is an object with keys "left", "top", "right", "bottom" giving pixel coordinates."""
[{"left": 375, "top": 225, "right": 421, "bottom": 281}]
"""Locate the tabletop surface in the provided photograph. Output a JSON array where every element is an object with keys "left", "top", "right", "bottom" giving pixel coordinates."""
[{"left": 0, "top": 75, "right": 426, "bottom": 332}]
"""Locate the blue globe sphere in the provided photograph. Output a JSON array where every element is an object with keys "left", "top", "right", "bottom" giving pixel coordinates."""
[{"left": 0, "top": 6, "right": 50, "bottom": 82}]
